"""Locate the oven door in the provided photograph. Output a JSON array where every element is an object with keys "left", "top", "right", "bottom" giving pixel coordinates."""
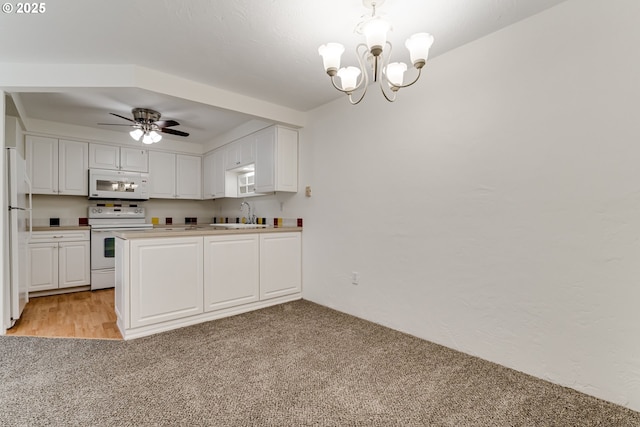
[{"left": 91, "top": 229, "right": 117, "bottom": 270}]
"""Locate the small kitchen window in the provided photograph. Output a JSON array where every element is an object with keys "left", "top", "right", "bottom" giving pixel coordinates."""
[{"left": 238, "top": 171, "right": 255, "bottom": 195}]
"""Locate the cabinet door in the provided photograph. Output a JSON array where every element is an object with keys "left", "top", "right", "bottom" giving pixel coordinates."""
[
  {"left": 204, "top": 234, "right": 259, "bottom": 312},
  {"left": 148, "top": 151, "right": 176, "bottom": 198},
  {"left": 212, "top": 149, "right": 226, "bottom": 198},
  {"left": 239, "top": 135, "right": 256, "bottom": 165},
  {"left": 58, "top": 139, "right": 88, "bottom": 196},
  {"left": 203, "top": 151, "right": 215, "bottom": 199},
  {"left": 254, "top": 128, "right": 275, "bottom": 193},
  {"left": 130, "top": 237, "right": 203, "bottom": 328},
  {"left": 176, "top": 154, "right": 202, "bottom": 199},
  {"left": 225, "top": 141, "right": 242, "bottom": 170},
  {"left": 259, "top": 232, "right": 302, "bottom": 300},
  {"left": 26, "top": 135, "right": 58, "bottom": 194},
  {"left": 58, "top": 241, "right": 90, "bottom": 288},
  {"left": 120, "top": 148, "right": 148, "bottom": 172},
  {"left": 275, "top": 127, "right": 299, "bottom": 192},
  {"left": 255, "top": 127, "right": 298, "bottom": 193},
  {"left": 28, "top": 243, "right": 58, "bottom": 291},
  {"left": 89, "top": 143, "right": 120, "bottom": 170}
]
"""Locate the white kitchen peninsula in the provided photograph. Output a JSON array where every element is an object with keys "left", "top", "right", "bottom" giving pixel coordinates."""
[{"left": 114, "top": 226, "right": 301, "bottom": 340}]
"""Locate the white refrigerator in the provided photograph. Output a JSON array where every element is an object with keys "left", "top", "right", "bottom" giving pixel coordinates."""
[{"left": 5, "top": 147, "right": 31, "bottom": 329}]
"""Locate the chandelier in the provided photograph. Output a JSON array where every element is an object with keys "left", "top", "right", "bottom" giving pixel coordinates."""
[{"left": 318, "top": 0, "right": 434, "bottom": 104}]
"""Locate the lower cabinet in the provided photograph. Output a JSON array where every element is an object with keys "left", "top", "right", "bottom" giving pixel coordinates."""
[
  {"left": 129, "top": 237, "right": 203, "bottom": 328},
  {"left": 259, "top": 232, "right": 302, "bottom": 299},
  {"left": 28, "top": 231, "right": 90, "bottom": 292},
  {"left": 204, "top": 234, "right": 259, "bottom": 312},
  {"left": 116, "top": 231, "right": 302, "bottom": 339}
]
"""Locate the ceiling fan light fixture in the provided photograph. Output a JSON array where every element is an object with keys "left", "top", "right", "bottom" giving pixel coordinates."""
[
  {"left": 149, "top": 130, "right": 162, "bottom": 143},
  {"left": 141, "top": 132, "right": 155, "bottom": 145},
  {"left": 129, "top": 128, "right": 144, "bottom": 141}
]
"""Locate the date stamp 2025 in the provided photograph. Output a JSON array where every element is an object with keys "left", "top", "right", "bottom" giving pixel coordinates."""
[{"left": 2, "top": 2, "right": 46, "bottom": 14}]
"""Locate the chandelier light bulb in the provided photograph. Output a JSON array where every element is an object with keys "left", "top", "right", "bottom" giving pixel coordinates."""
[
  {"left": 405, "top": 33, "right": 434, "bottom": 68},
  {"left": 386, "top": 62, "right": 407, "bottom": 87},
  {"left": 129, "top": 128, "right": 144, "bottom": 141},
  {"left": 318, "top": 43, "right": 345, "bottom": 75},
  {"left": 361, "top": 17, "right": 391, "bottom": 56},
  {"left": 337, "top": 66, "right": 361, "bottom": 91}
]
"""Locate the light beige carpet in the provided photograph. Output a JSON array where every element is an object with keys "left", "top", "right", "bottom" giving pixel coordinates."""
[{"left": 0, "top": 300, "right": 638, "bottom": 426}]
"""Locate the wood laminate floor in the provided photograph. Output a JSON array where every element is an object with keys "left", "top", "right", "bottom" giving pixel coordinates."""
[{"left": 6, "top": 289, "right": 122, "bottom": 340}]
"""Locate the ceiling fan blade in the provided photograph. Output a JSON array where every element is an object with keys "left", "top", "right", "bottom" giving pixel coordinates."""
[
  {"left": 154, "top": 120, "right": 180, "bottom": 128},
  {"left": 97, "top": 123, "right": 135, "bottom": 126},
  {"left": 110, "top": 112, "right": 135, "bottom": 122},
  {"left": 161, "top": 128, "right": 190, "bottom": 137}
]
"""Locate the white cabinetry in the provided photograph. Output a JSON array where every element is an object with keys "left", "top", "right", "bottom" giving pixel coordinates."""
[
  {"left": 129, "top": 237, "right": 203, "bottom": 328},
  {"left": 203, "top": 148, "right": 225, "bottom": 199},
  {"left": 225, "top": 136, "right": 256, "bottom": 170},
  {"left": 148, "top": 151, "right": 202, "bottom": 199},
  {"left": 204, "top": 234, "right": 259, "bottom": 311},
  {"left": 255, "top": 126, "right": 298, "bottom": 193},
  {"left": 26, "top": 136, "right": 88, "bottom": 195},
  {"left": 176, "top": 154, "right": 202, "bottom": 199},
  {"left": 259, "top": 232, "right": 302, "bottom": 300},
  {"left": 89, "top": 143, "right": 148, "bottom": 172},
  {"left": 28, "top": 230, "right": 90, "bottom": 292}
]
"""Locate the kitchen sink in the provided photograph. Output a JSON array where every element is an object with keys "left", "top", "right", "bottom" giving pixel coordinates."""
[{"left": 209, "top": 223, "right": 269, "bottom": 229}]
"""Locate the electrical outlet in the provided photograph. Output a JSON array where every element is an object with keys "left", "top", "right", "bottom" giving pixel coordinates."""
[
  {"left": 351, "top": 271, "right": 360, "bottom": 285},
  {"left": 305, "top": 186, "right": 312, "bottom": 197}
]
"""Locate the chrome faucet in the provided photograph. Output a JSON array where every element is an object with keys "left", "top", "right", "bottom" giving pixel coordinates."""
[{"left": 240, "top": 201, "right": 255, "bottom": 224}]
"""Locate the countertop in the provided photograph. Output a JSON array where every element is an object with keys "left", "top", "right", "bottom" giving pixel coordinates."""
[
  {"left": 32, "top": 226, "right": 91, "bottom": 232},
  {"left": 115, "top": 225, "right": 302, "bottom": 240}
]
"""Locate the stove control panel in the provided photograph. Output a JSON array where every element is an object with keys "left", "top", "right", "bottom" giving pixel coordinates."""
[{"left": 88, "top": 206, "right": 146, "bottom": 219}]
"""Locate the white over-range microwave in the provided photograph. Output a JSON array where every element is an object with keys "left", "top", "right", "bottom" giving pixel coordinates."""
[{"left": 88, "top": 168, "right": 150, "bottom": 200}]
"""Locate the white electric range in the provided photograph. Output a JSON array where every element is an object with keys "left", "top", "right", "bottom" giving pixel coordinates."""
[{"left": 88, "top": 206, "right": 153, "bottom": 290}]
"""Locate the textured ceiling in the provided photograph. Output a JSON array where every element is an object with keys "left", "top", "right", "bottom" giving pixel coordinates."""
[{"left": 0, "top": 0, "right": 568, "bottom": 144}]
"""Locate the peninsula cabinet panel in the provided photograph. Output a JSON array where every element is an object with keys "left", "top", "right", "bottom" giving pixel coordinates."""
[
  {"left": 259, "top": 232, "right": 301, "bottom": 300},
  {"left": 130, "top": 237, "right": 203, "bottom": 328},
  {"left": 203, "top": 234, "right": 259, "bottom": 312}
]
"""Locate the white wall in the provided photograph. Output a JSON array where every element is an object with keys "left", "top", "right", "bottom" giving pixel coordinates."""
[{"left": 284, "top": 0, "right": 640, "bottom": 411}]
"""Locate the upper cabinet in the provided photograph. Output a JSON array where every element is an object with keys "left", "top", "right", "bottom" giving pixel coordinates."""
[
  {"left": 203, "top": 148, "right": 225, "bottom": 199},
  {"left": 26, "top": 136, "right": 88, "bottom": 196},
  {"left": 148, "top": 151, "right": 202, "bottom": 200},
  {"left": 89, "top": 143, "right": 148, "bottom": 172},
  {"left": 255, "top": 126, "right": 298, "bottom": 193},
  {"left": 225, "top": 135, "right": 256, "bottom": 170},
  {"left": 202, "top": 125, "right": 298, "bottom": 199}
]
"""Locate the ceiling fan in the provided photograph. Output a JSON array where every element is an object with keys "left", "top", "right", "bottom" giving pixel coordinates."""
[{"left": 98, "top": 108, "right": 189, "bottom": 144}]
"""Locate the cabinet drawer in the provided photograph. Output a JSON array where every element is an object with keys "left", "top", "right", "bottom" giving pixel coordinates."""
[{"left": 30, "top": 230, "right": 90, "bottom": 242}]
